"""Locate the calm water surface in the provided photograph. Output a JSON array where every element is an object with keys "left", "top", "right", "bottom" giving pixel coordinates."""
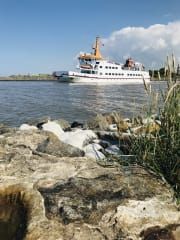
[{"left": 0, "top": 81, "right": 166, "bottom": 126}]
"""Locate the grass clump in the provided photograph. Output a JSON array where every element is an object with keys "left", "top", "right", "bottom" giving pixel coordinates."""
[{"left": 131, "top": 81, "right": 180, "bottom": 197}]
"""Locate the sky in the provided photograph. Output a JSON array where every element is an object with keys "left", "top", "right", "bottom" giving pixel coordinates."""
[{"left": 0, "top": 0, "right": 179, "bottom": 75}]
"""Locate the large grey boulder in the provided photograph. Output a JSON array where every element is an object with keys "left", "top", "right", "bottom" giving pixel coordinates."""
[
  {"left": 4, "top": 129, "right": 47, "bottom": 150},
  {"left": 36, "top": 133, "right": 84, "bottom": 157}
]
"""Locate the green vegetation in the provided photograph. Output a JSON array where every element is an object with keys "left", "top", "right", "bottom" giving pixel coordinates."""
[
  {"left": 131, "top": 80, "right": 180, "bottom": 197},
  {"left": 0, "top": 74, "right": 56, "bottom": 81},
  {"left": 149, "top": 54, "right": 180, "bottom": 81},
  {"left": 149, "top": 68, "right": 165, "bottom": 80},
  {"left": 149, "top": 67, "right": 180, "bottom": 81}
]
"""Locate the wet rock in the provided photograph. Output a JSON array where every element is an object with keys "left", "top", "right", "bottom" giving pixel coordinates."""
[
  {"left": 71, "top": 121, "right": 83, "bottom": 129},
  {"left": 36, "top": 133, "right": 84, "bottom": 157},
  {"left": 105, "top": 145, "right": 123, "bottom": 156}
]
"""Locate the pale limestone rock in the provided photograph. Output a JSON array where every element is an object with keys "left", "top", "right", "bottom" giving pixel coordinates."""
[
  {"left": 0, "top": 126, "right": 179, "bottom": 240},
  {"left": 100, "top": 198, "right": 180, "bottom": 240},
  {"left": 60, "top": 129, "right": 97, "bottom": 150},
  {"left": 85, "top": 148, "right": 105, "bottom": 160},
  {"left": 36, "top": 133, "right": 84, "bottom": 157},
  {"left": 83, "top": 143, "right": 102, "bottom": 152},
  {"left": 42, "top": 120, "right": 64, "bottom": 139},
  {"left": 4, "top": 130, "right": 48, "bottom": 150},
  {"left": 19, "top": 123, "right": 38, "bottom": 131}
]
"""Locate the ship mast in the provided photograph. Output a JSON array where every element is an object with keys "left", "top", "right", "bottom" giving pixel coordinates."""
[
  {"left": 93, "top": 36, "right": 103, "bottom": 59},
  {"left": 79, "top": 37, "right": 103, "bottom": 60}
]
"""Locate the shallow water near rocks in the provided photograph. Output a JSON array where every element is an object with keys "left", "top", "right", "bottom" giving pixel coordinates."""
[{"left": 0, "top": 81, "right": 166, "bottom": 126}]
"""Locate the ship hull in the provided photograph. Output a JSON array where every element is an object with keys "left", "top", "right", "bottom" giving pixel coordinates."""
[{"left": 58, "top": 74, "right": 150, "bottom": 84}]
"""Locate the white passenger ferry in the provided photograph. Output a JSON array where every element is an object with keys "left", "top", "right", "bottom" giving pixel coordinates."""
[{"left": 53, "top": 37, "right": 150, "bottom": 84}]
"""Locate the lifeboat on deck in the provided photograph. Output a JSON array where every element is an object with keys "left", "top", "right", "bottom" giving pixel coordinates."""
[{"left": 80, "top": 64, "right": 93, "bottom": 69}]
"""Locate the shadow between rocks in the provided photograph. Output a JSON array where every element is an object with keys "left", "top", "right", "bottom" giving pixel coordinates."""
[
  {"left": 0, "top": 188, "right": 28, "bottom": 240},
  {"left": 140, "top": 224, "right": 180, "bottom": 240}
]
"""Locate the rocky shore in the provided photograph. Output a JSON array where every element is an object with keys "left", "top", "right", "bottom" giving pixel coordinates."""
[{"left": 0, "top": 112, "right": 179, "bottom": 240}]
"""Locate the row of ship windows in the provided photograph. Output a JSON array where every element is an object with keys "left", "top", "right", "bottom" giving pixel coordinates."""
[
  {"left": 100, "top": 73, "right": 142, "bottom": 76},
  {"left": 99, "top": 66, "right": 118, "bottom": 69}
]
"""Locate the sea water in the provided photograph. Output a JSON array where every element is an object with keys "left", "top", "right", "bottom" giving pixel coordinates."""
[{"left": 0, "top": 81, "right": 166, "bottom": 126}]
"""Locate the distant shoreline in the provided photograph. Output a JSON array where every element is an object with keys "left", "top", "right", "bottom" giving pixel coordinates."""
[
  {"left": 0, "top": 74, "right": 56, "bottom": 81},
  {"left": 0, "top": 79, "right": 57, "bottom": 81}
]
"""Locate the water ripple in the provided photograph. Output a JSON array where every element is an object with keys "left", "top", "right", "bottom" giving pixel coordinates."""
[{"left": 0, "top": 81, "right": 166, "bottom": 126}]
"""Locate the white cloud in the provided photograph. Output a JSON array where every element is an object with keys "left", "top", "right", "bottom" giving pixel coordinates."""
[{"left": 102, "top": 21, "right": 180, "bottom": 69}]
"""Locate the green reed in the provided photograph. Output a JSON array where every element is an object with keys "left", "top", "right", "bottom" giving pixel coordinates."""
[{"left": 131, "top": 81, "right": 180, "bottom": 197}]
